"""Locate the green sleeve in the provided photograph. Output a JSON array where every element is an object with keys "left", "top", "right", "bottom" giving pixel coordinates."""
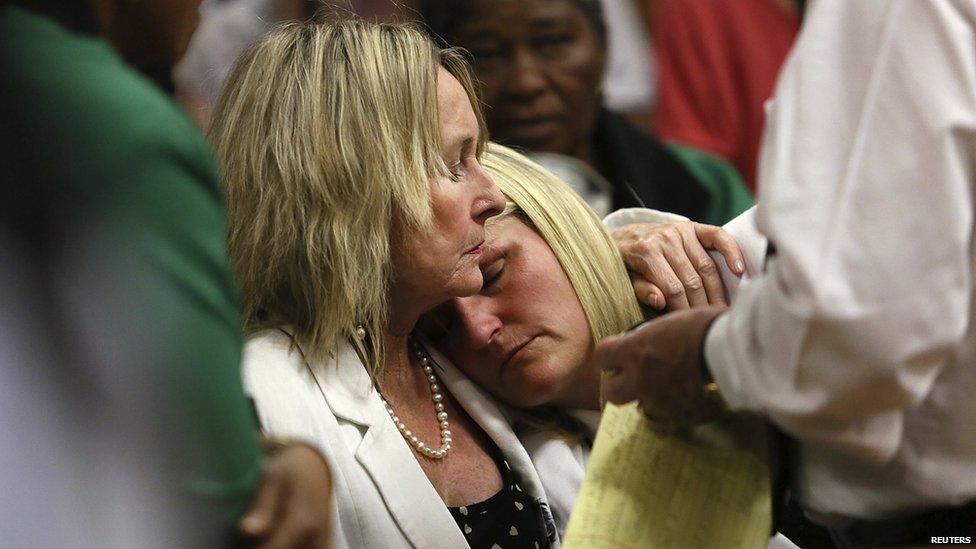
[
  {"left": 3, "top": 6, "right": 264, "bottom": 541},
  {"left": 94, "top": 139, "right": 265, "bottom": 527},
  {"left": 666, "top": 142, "right": 754, "bottom": 225}
]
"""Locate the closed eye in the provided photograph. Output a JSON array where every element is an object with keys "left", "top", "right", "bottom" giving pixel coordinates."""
[
  {"left": 481, "top": 260, "right": 504, "bottom": 291},
  {"left": 449, "top": 161, "right": 464, "bottom": 182}
]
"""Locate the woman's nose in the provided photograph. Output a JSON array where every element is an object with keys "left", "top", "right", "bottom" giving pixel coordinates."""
[
  {"left": 472, "top": 163, "right": 506, "bottom": 224},
  {"left": 451, "top": 296, "right": 502, "bottom": 349},
  {"left": 506, "top": 47, "right": 548, "bottom": 100}
]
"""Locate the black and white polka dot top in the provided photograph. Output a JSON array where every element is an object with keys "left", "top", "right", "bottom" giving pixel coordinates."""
[{"left": 447, "top": 448, "right": 551, "bottom": 549}]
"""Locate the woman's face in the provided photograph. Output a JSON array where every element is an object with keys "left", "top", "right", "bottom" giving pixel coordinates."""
[
  {"left": 390, "top": 70, "right": 506, "bottom": 315},
  {"left": 437, "top": 216, "right": 597, "bottom": 409},
  {"left": 451, "top": 0, "right": 606, "bottom": 157}
]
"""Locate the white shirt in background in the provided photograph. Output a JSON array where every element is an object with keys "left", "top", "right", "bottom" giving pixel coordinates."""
[
  {"left": 600, "top": 0, "right": 656, "bottom": 113},
  {"left": 703, "top": 0, "right": 976, "bottom": 520}
]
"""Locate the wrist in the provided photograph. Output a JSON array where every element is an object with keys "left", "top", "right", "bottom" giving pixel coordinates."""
[{"left": 698, "top": 309, "right": 726, "bottom": 405}]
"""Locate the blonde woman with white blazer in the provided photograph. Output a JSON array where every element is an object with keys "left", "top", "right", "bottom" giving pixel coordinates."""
[{"left": 211, "top": 20, "right": 559, "bottom": 548}]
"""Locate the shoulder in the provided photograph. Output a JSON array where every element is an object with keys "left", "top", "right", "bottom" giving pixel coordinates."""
[
  {"left": 597, "top": 109, "right": 712, "bottom": 219},
  {"left": 241, "top": 329, "right": 309, "bottom": 391},
  {"left": 241, "top": 329, "right": 352, "bottom": 447},
  {"left": 595, "top": 108, "right": 650, "bottom": 146},
  {"left": 244, "top": 328, "right": 300, "bottom": 357},
  {"left": 595, "top": 109, "right": 683, "bottom": 177}
]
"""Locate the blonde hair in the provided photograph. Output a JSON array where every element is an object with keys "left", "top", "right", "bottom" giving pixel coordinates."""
[
  {"left": 481, "top": 144, "right": 643, "bottom": 439},
  {"left": 482, "top": 143, "right": 643, "bottom": 341},
  {"left": 209, "top": 19, "right": 485, "bottom": 372}
]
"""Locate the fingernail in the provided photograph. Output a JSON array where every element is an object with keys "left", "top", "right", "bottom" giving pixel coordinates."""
[{"left": 735, "top": 260, "right": 744, "bottom": 274}]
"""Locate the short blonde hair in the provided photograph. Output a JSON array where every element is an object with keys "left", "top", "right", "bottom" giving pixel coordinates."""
[
  {"left": 477, "top": 144, "right": 642, "bottom": 438},
  {"left": 482, "top": 143, "right": 643, "bottom": 341},
  {"left": 209, "top": 19, "right": 485, "bottom": 371}
]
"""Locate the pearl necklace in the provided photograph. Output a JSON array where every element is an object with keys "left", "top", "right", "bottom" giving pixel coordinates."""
[{"left": 381, "top": 338, "right": 452, "bottom": 460}]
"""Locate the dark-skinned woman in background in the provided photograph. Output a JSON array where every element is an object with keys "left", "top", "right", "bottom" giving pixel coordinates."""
[{"left": 419, "top": 0, "right": 754, "bottom": 229}]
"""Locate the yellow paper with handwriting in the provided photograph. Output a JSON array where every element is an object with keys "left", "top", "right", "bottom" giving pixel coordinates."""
[{"left": 562, "top": 402, "right": 771, "bottom": 549}]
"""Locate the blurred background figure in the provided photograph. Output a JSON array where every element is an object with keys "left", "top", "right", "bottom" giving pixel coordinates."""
[
  {"left": 418, "top": 0, "right": 752, "bottom": 225},
  {"left": 176, "top": 0, "right": 408, "bottom": 127},
  {"left": 599, "top": 0, "right": 655, "bottom": 128},
  {"left": 1, "top": 0, "right": 259, "bottom": 544},
  {"left": 650, "top": 0, "right": 802, "bottom": 192},
  {"left": 0, "top": 0, "right": 331, "bottom": 546},
  {"left": 178, "top": 0, "right": 660, "bottom": 134},
  {"left": 175, "top": 0, "right": 318, "bottom": 126}
]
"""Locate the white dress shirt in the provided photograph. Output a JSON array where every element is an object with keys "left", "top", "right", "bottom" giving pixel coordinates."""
[{"left": 701, "top": 0, "right": 976, "bottom": 520}]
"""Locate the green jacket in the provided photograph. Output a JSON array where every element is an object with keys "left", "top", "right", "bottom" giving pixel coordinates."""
[{"left": 1, "top": 4, "right": 262, "bottom": 541}]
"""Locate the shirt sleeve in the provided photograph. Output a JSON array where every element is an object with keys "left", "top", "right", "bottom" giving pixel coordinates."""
[
  {"left": 704, "top": 0, "right": 976, "bottom": 464},
  {"left": 56, "top": 127, "right": 264, "bottom": 535},
  {"left": 603, "top": 206, "right": 689, "bottom": 229}
]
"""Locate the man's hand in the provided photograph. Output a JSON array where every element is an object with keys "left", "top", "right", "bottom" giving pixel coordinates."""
[
  {"left": 599, "top": 306, "right": 727, "bottom": 426},
  {"left": 611, "top": 221, "right": 744, "bottom": 311},
  {"left": 239, "top": 442, "right": 332, "bottom": 548}
]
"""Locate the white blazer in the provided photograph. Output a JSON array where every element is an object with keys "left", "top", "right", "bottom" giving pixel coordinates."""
[{"left": 242, "top": 329, "right": 558, "bottom": 548}]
